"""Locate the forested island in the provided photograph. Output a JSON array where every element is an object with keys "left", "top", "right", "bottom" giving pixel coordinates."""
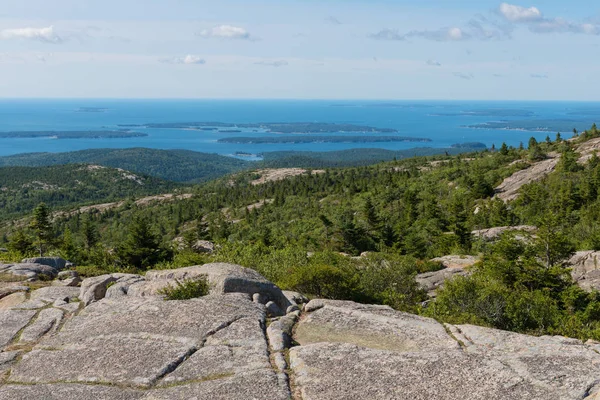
[
  {"left": 122, "top": 122, "right": 399, "bottom": 134},
  {"left": 218, "top": 135, "right": 431, "bottom": 144},
  {"left": 0, "top": 131, "right": 147, "bottom": 139},
  {"left": 466, "top": 119, "right": 592, "bottom": 132}
]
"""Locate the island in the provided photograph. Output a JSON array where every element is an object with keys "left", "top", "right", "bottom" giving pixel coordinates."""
[
  {"left": 129, "top": 122, "right": 400, "bottom": 134},
  {"left": 218, "top": 135, "right": 431, "bottom": 144},
  {"left": 0, "top": 131, "right": 148, "bottom": 139},
  {"left": 465, "top": 119, "right": 588, "bottom": 132}
]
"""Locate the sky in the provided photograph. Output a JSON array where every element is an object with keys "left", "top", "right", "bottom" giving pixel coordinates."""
[{"left": 0, "top": 0, "right": 598, "bottom": 100}]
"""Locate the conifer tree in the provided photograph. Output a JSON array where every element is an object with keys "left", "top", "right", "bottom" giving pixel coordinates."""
[{"left": 30, "top": 203, "right": 53, "bottom": 256}]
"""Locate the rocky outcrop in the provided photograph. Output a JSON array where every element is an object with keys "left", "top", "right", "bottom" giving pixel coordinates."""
[
  {"left": 0, "top": 257, "right": 71, "bottom": 282},
  {"left": 291, "top": 299, "right": 600, "bottom": 400},
  {"left": 416, "top": 268, "right": 470, "bottom": 297},
  {"left": 494, "top": 155, "right": 560, "bottom": 202},
  {"left": 126, "top": 263, "right": 293, "bottom": 314},
  {"left": 569, "top": 251, "right": 600, "bottom": 291},
  {"left": 2, "top": 263, "right": 600, "bottom": 399},
  {"left": 472, "top": 225, "right": 537, "bottom": 241},
  {"left": 431, "top": 255, "right": 479, "bottom": 269}
]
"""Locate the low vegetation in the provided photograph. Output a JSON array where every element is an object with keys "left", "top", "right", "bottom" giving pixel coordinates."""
[{"left": 3, "top": 125, "right": 600, "bottom": 340}]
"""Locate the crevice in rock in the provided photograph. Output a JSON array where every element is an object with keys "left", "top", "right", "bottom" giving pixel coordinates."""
[
  {"left": 265, "top": 311, "right": 303, "bottom": 400},
  {"left": 54, "top": 302, "right": 84, "bottom": 334},
  {"left": 580, "top": 379, "right": 600, "bottom": 400},
  {"left": 151, "top": 314, "right": 246, "bottom": 388},
  {"left": 442, "top": 323, "right": 467, "bottom": 349},
  {"left": 148, "top": 346, "right": 199, "bottom": 388}
]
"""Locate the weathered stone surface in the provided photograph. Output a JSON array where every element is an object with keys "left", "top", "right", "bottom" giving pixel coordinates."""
[
  {"left": 471, "top": 225, "right": 537, "bottom": 241},
  {"left": 21, "top": 257, "right": 70, "bottom": 271},
  {"left": 282, "top": 290, "right": 308, "bottom": 305},
  {"left": 11, "top": 336, "right": 197, "bottom": 387},
  {"left": 55, "top": 270, "right": 82, "bottom": 287},
  {"left": 140, "top": 370, "right": 290, "bottom": 400},
  {"left": 265, "top": 300, "right": 283, "bottom": 317},
  {"left": 267, "top": 314, "right": 297, "bottom": 352},
  {"left": 19, "top": 308, "right": 63, "bottom": 343},
  {"left": 0, "top": 309, "right": 37, "bottom": 348},
  {"left": 0, "top": 285, "right": 28, "bottom": 300},
  {"left": 138, "top": 264, "right": 292, "bottom": 310},
  {"left": 296, "top": 299, "right": 458, "bottom": 352},
  {"left": 569, "top": 251, "right": 600, "bottom": 291},
  {"left": 0, "top": 263, "right": 58, "bottom": 280},
  {"left": 0, "top": 384, "right": 143, "bottom": 400},
  {"left": 291, "top": 300, "right": 600, "bottom": 400},
  {"left": 31, "top": 286, "right": 80, "bottom": 302},
  {"left": 0, "top": 292, "right": 27, "bottom": 310},
  {"left": 291, "top": 343, "right": 555, "bottom": 400},
  {"left": 494, "top": 155, "right": 560, "bottom": 202},
  {"left": 431, "top": 255, "right": 480, "bottom": 269},
  {"left": 80, "top": 273, "right": 143, "bottom": 305},
  {"left": 0, "top": 351, "right": 19, "bottom": 374},
  {"left": 416, "top": 268, "right": 469, "bottom": 297}
]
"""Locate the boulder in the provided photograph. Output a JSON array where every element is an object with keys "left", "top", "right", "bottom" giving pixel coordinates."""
[
  {"left": 416, "top": 268, "right": 469, "bottom": 297},
  {"left": 31, "top": 286, "right": 80, "bottom": 303},
  {"left": 471, "top": 225, "right": 537, "bottom": 241},
  {"left": 79, "top": 273, "right": 143, "bottom": 305},
  {"left": 0, "top": 263, "right": 58, "bottom": 281},
  {"left": 135, "top": 263, "right": 292, "bottom": 311},
  {"left": 21, "top": 257, "right": 71, "bottom": 270},
  {"left": 569, "top": 251, "right": 600, "bottom": 291},
  {"left": 55, "top": 270, "right": 82, "bottom": 287},
  {"left": 0, "top": 292, "right": 27, "bottom": 310},
  {"left": 430, "top": 255, "right": 479, "bottom": 269},
  {"left": 192, "top": 240, "right": 216, "bottom": 254}
]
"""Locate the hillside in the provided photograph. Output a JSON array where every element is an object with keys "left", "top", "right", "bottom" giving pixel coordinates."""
[
  {"left": 4, "top": 126, "right": 600, "bottom": 343},
  {"left": 0, "top": 164, "right": 177, "bottom": 220},
  {"left": 0, "top": 148, "right": 250, "bottom": 183}
]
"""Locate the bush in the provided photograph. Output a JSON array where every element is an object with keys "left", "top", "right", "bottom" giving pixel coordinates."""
[
  {"left": 280, "top": 263, "right": 359, "bottom": 300},
  {"left": 158, "top": 276, "right": 210, "bottom": 300}
]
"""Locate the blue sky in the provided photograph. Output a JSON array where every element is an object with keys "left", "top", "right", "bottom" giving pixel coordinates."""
[{"left": 0, "top": 0, "right": 598, "bottom": 99}]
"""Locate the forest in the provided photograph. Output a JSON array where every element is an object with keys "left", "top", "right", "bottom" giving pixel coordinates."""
[{"left": 3, "top": 126, "right": 600, "bottom": 341}]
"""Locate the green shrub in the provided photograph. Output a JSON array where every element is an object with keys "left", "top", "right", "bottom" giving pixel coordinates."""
[
  {"left": 158, "top": 276, "right": 210, "bottom": 300},
  {"left": 280, "top": 263, "right": 359, "bottom": 300}
]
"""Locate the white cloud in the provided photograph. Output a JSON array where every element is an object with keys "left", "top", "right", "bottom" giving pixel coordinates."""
[
  {"left": 498, "top": 3, "right": 600, "bottom": 35},
  {"left": 160, "top": 54, "right": 206, "bottom": 65},
  {"left": 0, "top": 26, "right": 62, "bottom": 44},
  {"left": 197, "top": 25, "right": 251, "bottom": 40},
  {"left": 326, "top": 16, "right": 342, "bottom": 25},
  {"left": 427, "top": 60, "right": 442, "bottom": 67},
  {"left": 498, "top": 3, "right": 542, "bottom": 22},
  {"left": 255, "top": 60, "right": 288, "bottom": 67}
]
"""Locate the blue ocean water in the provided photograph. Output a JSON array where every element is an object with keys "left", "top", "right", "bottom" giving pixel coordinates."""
[{"left": 0, "top": 99, "right": 598, "bottom": 158}]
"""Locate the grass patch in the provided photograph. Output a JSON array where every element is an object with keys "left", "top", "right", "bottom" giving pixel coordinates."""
[{"left": 158, "top": 276, "right": 210, "bottom": 300}]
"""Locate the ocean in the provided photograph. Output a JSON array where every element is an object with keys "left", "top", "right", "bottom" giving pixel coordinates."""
[{"left": 0, "top": 99, "right": 598, "bottom": 158}]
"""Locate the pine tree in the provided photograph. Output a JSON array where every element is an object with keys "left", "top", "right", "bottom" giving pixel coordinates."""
[
  {"left": 499, "top": 142, "right": 509, "bottom": 155},
  {"left": 8, "top": 230, "right": 34, "bottom": 255},
  {"left": 30, "top": 203, "right": 53, "bottom": 257},
  {"left": 117, "top": 217, "right": 169, "bottom": 269},
  {"left": 81, "top": 216, "right": 99, "bottom": 250},
  {"left": 61, "top": 228, "right": 79, "bottom": 262}
]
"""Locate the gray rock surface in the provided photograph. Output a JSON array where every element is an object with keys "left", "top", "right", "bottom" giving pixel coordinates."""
[
  {"left": 131, "top": 263, "right": 292, "bottom": 311},
  {"left": 0, "top": 263, "right": 58, "bottom": 281},
  {"left": 80, "top": 273, "right": 143, "bottom": 305},
  {"left": 55, "top": 270, "right": 82, "bottom": 287},
  {"left": 0, "top": 292, "right": 27, "bottom": 310},
  {"left": 2, "top": 265, "right": 600, "bottom": 399},
  {"left": 0, "top": 309, "right": 37, "bottom": 348},
  {"left": 30, "top": 286, "right": 80, "bottom": 303},
  {"left": 569, "top": 251, "right": 600, "bottom": 291},
  {"left": 21, "top": 257, "right": 70, "bottom": 271},
  {"left": 416, "top": 267, "right": 469, "bottom": 297},
  {"left": 431, "top": 255, "right": 480, "bottom": 269},
  {"left": 471, "top": 225, "right": 537, "bottom": 241},
  {"left": 494, "top": 155, "right": 560, "bottom": 202},
  {"left": 291, "top": 299, "right": 600, "bottom": 400}
]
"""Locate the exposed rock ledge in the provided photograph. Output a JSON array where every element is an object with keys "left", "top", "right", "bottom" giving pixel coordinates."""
[{"left": 1, "top": 263, "right": 600, "bottom": 399}]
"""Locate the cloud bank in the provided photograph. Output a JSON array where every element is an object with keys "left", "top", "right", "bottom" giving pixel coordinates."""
[
  {"left": 160, "top": 54, "right": 206, "bottom": 65},
  {"left": 197, "top": 25, "right": 251, "bottom": 40},
  {"left": 0, "top": 26, "right": 62, "bottom": 44}
]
